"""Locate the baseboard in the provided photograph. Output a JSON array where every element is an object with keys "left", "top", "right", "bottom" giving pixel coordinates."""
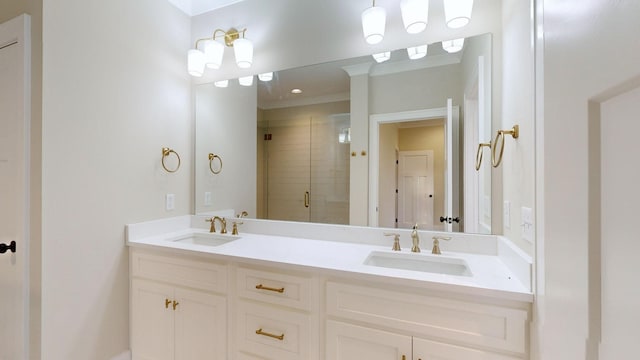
[{"left": 110, "top": 350, "right": 131, "bottom": 360}]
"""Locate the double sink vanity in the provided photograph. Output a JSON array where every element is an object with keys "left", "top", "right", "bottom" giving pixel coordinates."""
[{"left": 126, "top": 214, "right": 532, "bottom": 360}]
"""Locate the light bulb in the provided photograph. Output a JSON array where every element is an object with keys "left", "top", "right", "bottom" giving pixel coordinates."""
[
  {"left": 444, "top": 0, "right": 474, "bottom": 29},
  {"left": 234, "top": 38, "right": 253, "bottom": 69},
  {"left": 361, "top": 5, "right": 386, "bottom": 45},
  {"left": 400, "top": 0, "right": 429, "bottom": 34},
  {"left": 187, "top": 49, "right": 205, "bottom": 77}
]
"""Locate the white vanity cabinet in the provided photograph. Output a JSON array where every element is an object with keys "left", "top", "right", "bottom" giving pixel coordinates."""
[
  {"left": 234, "top": 265, "right": 319, "bottom": 360},
  {"left": 325, "top": 282, "right": 529, "bottom": 360},
  {"left": 129, "top": 250, "right": 228, "bottom": 360}
]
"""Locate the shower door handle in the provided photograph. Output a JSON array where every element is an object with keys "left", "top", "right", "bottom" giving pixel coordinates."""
[
  {"left": 0, "top": 241, "right": 16, "bottom": 254},
  {"left": 304, "top": 191, "right": 310, "bottom": 208}
]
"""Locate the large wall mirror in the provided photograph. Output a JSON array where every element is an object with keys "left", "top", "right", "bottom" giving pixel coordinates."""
[{"left": 194, "top": 0, "right": 532, "bottom": 237}]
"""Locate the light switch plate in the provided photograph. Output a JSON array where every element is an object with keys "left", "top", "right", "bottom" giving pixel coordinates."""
[
  {"left": 522, "top": 206, "right": 533, "bottom": 242},
  {"left": 204, "top": 192, "right": 212, "bottom": 206},
  {"left": 503, "top": 201, "right": 511, "bottom": 229},
  {"left": 166, "top": 193, "right": 175, "bottom": 211}
]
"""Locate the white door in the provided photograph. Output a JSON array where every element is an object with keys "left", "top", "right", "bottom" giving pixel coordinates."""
[
  {"left": 413, "top": 337, "right": 520, "bottom": 360},
  {"left": 599, "top": 84, "right": 640, "bottom": 358},
  {"left": 326, "top": 321, "right": 412, "bottom": 360},
  {"left": 131, "top": 279, "right": 174, "bottom": 360},
  {"left": 0, "top": 15, "right": 30, "bottom": 360},
  {"left": 397, "top": 151, "right": 434, "bottom": 229},
  {"left": 443, "top": 99, "right": 454, "bottom": 232}
]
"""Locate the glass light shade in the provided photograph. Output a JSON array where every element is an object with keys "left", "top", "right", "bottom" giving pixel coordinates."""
[
  {"left": 407, "top": 45, "right": 428, "bottom": 60},
  {"left": 442, "top": 38, "right": 465, "bottom": 53},
  {"left": 258, "top": 72, "right": 273, "bottom": 81},
  {"left": 214, "top": 80, "right": 229, "bottom": 88},
  {"left": 202, "top": 39, "right": 224, "bottom": 69},
  {"left": 443, "top": 0, "right": 474, "bottom": 29},
  {"left": 187, "top": 49, "right": 205, "bottom": 77},
  {"left": 238, "top": 75, "right": 254, "bottom": 86},
  {"left": 233, "top": 38, "right": 253, "bottom": 69},
  {"left": 372, "top": 51, "right": 391, "bottom": 63},
  {"left": 361, "top": 6, "right": 386, "bottom": 45},
  {"left": 400, "top": 0, "right": 429, "bottom": 34}
]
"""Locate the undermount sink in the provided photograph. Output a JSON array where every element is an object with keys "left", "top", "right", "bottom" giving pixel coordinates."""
[
  {"left": 363, "top": 251, "right": 472, "bottom": 277},
  {"left": 166, "top": 232, "right": 241, "bottom": 247}
]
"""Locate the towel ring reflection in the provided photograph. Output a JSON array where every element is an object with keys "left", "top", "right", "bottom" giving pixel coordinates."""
[
  {"left": 475, "top": 143, "right": 492, "bottom": 171},
  {"left": 208, "top": 153, "right": 223, "bottom": 174},
  {"left": 492, "top": 125, "right": 519, "bottom": 168},
  {"left": 161, "top": 147, "right": 181, "bottom": 173}
]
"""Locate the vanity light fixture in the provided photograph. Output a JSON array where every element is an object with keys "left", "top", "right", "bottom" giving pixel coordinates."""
[
  {"left": 187, "top": 27, "right": 254, "bottom": 77},
  {"left": 238, "top": 75, "right": 254, "bottom": 86},
  {"left": 372, "top": 51, "right": 391, "bottom": 63},
  {"left": 400, "top": 0, "right": 429, "bottom": 34},
  {"left": 258, "top": 72, "right": 273, "bottom": 81},
  {"left": 407, "top": 44, "right": 428, "bottom": 60},
  {"left": 361, "top": 0, "right": 386, "bottom": 45},
  {"left": 214, "top": 80, "right": 229, "bottom": 88},
  {"left": 442, "top": 38, "right": 465, "bottom": 53},
  {"left": 443, "top": 0, "right": 474, "bottom": 29}
]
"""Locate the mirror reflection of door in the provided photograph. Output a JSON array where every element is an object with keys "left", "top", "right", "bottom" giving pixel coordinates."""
[{"left": 397, "top": 151, "right": 434, "bottom": 229}]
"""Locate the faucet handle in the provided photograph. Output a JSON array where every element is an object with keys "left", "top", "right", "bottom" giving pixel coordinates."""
[
  {"left": 431, "top": 236, "right": 452, "bottom": 255},
  {"left": 205, "top": 217, "right": 216, "bottom": 233},
  {"left": 232, "top": 221, "right": 243, "bottom": 235},
  {"left": 384, "top": 233, "right": 401, "bottom": 251}
]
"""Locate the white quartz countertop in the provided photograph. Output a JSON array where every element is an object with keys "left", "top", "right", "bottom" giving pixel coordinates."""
[{"left": 127, "top": 226, "right": 533, "bottom": 303}]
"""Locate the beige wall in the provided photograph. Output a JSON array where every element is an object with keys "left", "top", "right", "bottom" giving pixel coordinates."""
[{"left": 41, "top": 0, "right": 191, "bottom": 358}]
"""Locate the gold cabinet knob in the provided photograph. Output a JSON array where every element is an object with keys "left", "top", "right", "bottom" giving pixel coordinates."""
[
  {"left": 172, "top": 300, "right": 179, "bottom": 310},
  {"left": 165, "top": 298, "right": 171, "bottom": 309}
]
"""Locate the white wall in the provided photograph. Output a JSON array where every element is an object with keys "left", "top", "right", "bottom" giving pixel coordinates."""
[
  {"left": 195, "top": 82, "right": 257, "bottom": 216},
  {"left": 41, "top": 0, "right": 192, "bottom": 358},
  {"left": 535, "top": 0, "right": 640, "bottom": 358}
]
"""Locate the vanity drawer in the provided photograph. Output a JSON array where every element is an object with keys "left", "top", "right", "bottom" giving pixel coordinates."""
[
  {"left": 235, "top": 300, "right": 315, "bottom": 360},
  {"left": 130, "top": 249, "right": 227, "bottom": 293},
  {"left": 326, "top": 282, "right": 529, "bottom": 355},
  {"left": 236, "top": 266, "right": 315, "bottom": 311}
]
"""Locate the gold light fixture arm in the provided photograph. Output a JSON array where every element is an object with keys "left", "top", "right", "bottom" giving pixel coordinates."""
[
  {"left": 161, "top": 147, "right": 181, "bottom": 173},
  {"left": 194, "top": 28, "right": 247, "bottom": 48},
  {"left": 491, "top": 125, "right": 519, "bottom": 168},
  {"left": 475, "top": 142, "right": 492, "bottom": 171}
]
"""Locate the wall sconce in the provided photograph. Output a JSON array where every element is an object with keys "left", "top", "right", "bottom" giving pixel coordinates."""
[
  {"left": 188, "top": 27, "right": 254, "bottom": 77},
  {"left": 361, "top": 0, "right": 386, "bottom": 45},
  {"left": 443, "top": 0, "right": 474, "bottom": 29},
  {"left": 400, "top": 0, "right": 429, "bottom": 34},
  {"left": 238, "top": 75, "right": 254, "bottom": 86},
  {"left": 407, "top": 44, "right": 428, "bottom": 60},
  {"left": 258, "top": 72, "right": 273, "bottom": 81},
  {"left": 442, "top": 38, "right": 465, "bottom": 53}
]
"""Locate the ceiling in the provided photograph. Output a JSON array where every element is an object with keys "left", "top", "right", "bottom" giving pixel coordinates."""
[{"left": 167, "top": 0, "right": 246, "bottom": 16}]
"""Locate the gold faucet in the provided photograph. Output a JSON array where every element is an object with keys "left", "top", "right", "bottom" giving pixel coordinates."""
[
  {"left": 237, "top": 211, "right": 249, "bottom": 218},
  {"left": 205, "top": 216, "right": 227, "bottom": 234},
  {"left": 410, "top": 224, "right": 420, "bottom": 252},
  {"left": 431, "top": 236, "right": 452, "bottom": 255}
]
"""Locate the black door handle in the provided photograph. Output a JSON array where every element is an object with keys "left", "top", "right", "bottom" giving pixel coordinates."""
[{"left": 0, "top": 241, "right": 16, "bottom": 254}]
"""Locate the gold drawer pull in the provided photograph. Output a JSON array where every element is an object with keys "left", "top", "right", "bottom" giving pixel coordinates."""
[
  {"left": 255, "top": 328, "right": 285, "bottom": 341},
  {"left": 255, "top": 284, "right": 285, "bottom": 293},
  {"left": 172, "top": 300, "right": 179, "bottom": 310},
  {"left": 165, "top": 298, "right": 171, "bottom": 309}
]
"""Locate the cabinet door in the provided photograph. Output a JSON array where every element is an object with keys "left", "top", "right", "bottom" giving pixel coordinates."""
[
  {"left": 326, "top": 321, "right": 411, "bottom": 360},
  {"left": 413, "top": 337, "right": 521, "bottom": 360},
  {"left": 174, "top": 287, "right": 227, "bottom": 360},
  {"left": 131, "top": 279, "right": 174, "bottom": 360}
]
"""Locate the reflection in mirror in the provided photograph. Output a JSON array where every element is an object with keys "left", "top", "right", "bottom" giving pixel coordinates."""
[{"left": 195, "top": 33, "right": 493, "bottom": 234}]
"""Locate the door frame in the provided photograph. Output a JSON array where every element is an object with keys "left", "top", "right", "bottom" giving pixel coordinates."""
[
  {"left": 369, "top": 105, "right": 459, "bottom": 227},
  {"left": 0, "top": 13, "right": 31, "bottom": 360}
]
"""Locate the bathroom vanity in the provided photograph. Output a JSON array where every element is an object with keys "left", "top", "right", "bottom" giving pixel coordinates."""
[{"left": 126, "top": 216, "right": 532, "bottom": 360}]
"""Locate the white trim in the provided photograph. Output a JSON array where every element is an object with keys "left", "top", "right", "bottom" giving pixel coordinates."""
[{"left": 369, "top": 106, "right": 459, "bottom": 227}]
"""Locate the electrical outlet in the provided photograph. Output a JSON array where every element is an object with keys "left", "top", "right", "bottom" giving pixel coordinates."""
[
  {"left": 503, "top": 201, "right": 511, "bottom": 229},
  {"left": 204, "top": 192, "right": 212, "bottom": 206},
  {"left": 166, "top": 193, "right": 175, "bottom": 211},
  {"left": 522, "top": 206, "right": 534, "bottom": 242}
]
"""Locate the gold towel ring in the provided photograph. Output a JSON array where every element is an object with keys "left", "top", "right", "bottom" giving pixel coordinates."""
[
  {"left": 208, "top": 153, "right": 223, "bottom": 174},
  {"left": 161, "top": 147, "right": 181, "bottom": 173},
  {"left": 475, "top": 143, "right": 492, "bottom": 171},
  {"left": 491, "top": 125, "right": 519, "bottom": 168}
]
